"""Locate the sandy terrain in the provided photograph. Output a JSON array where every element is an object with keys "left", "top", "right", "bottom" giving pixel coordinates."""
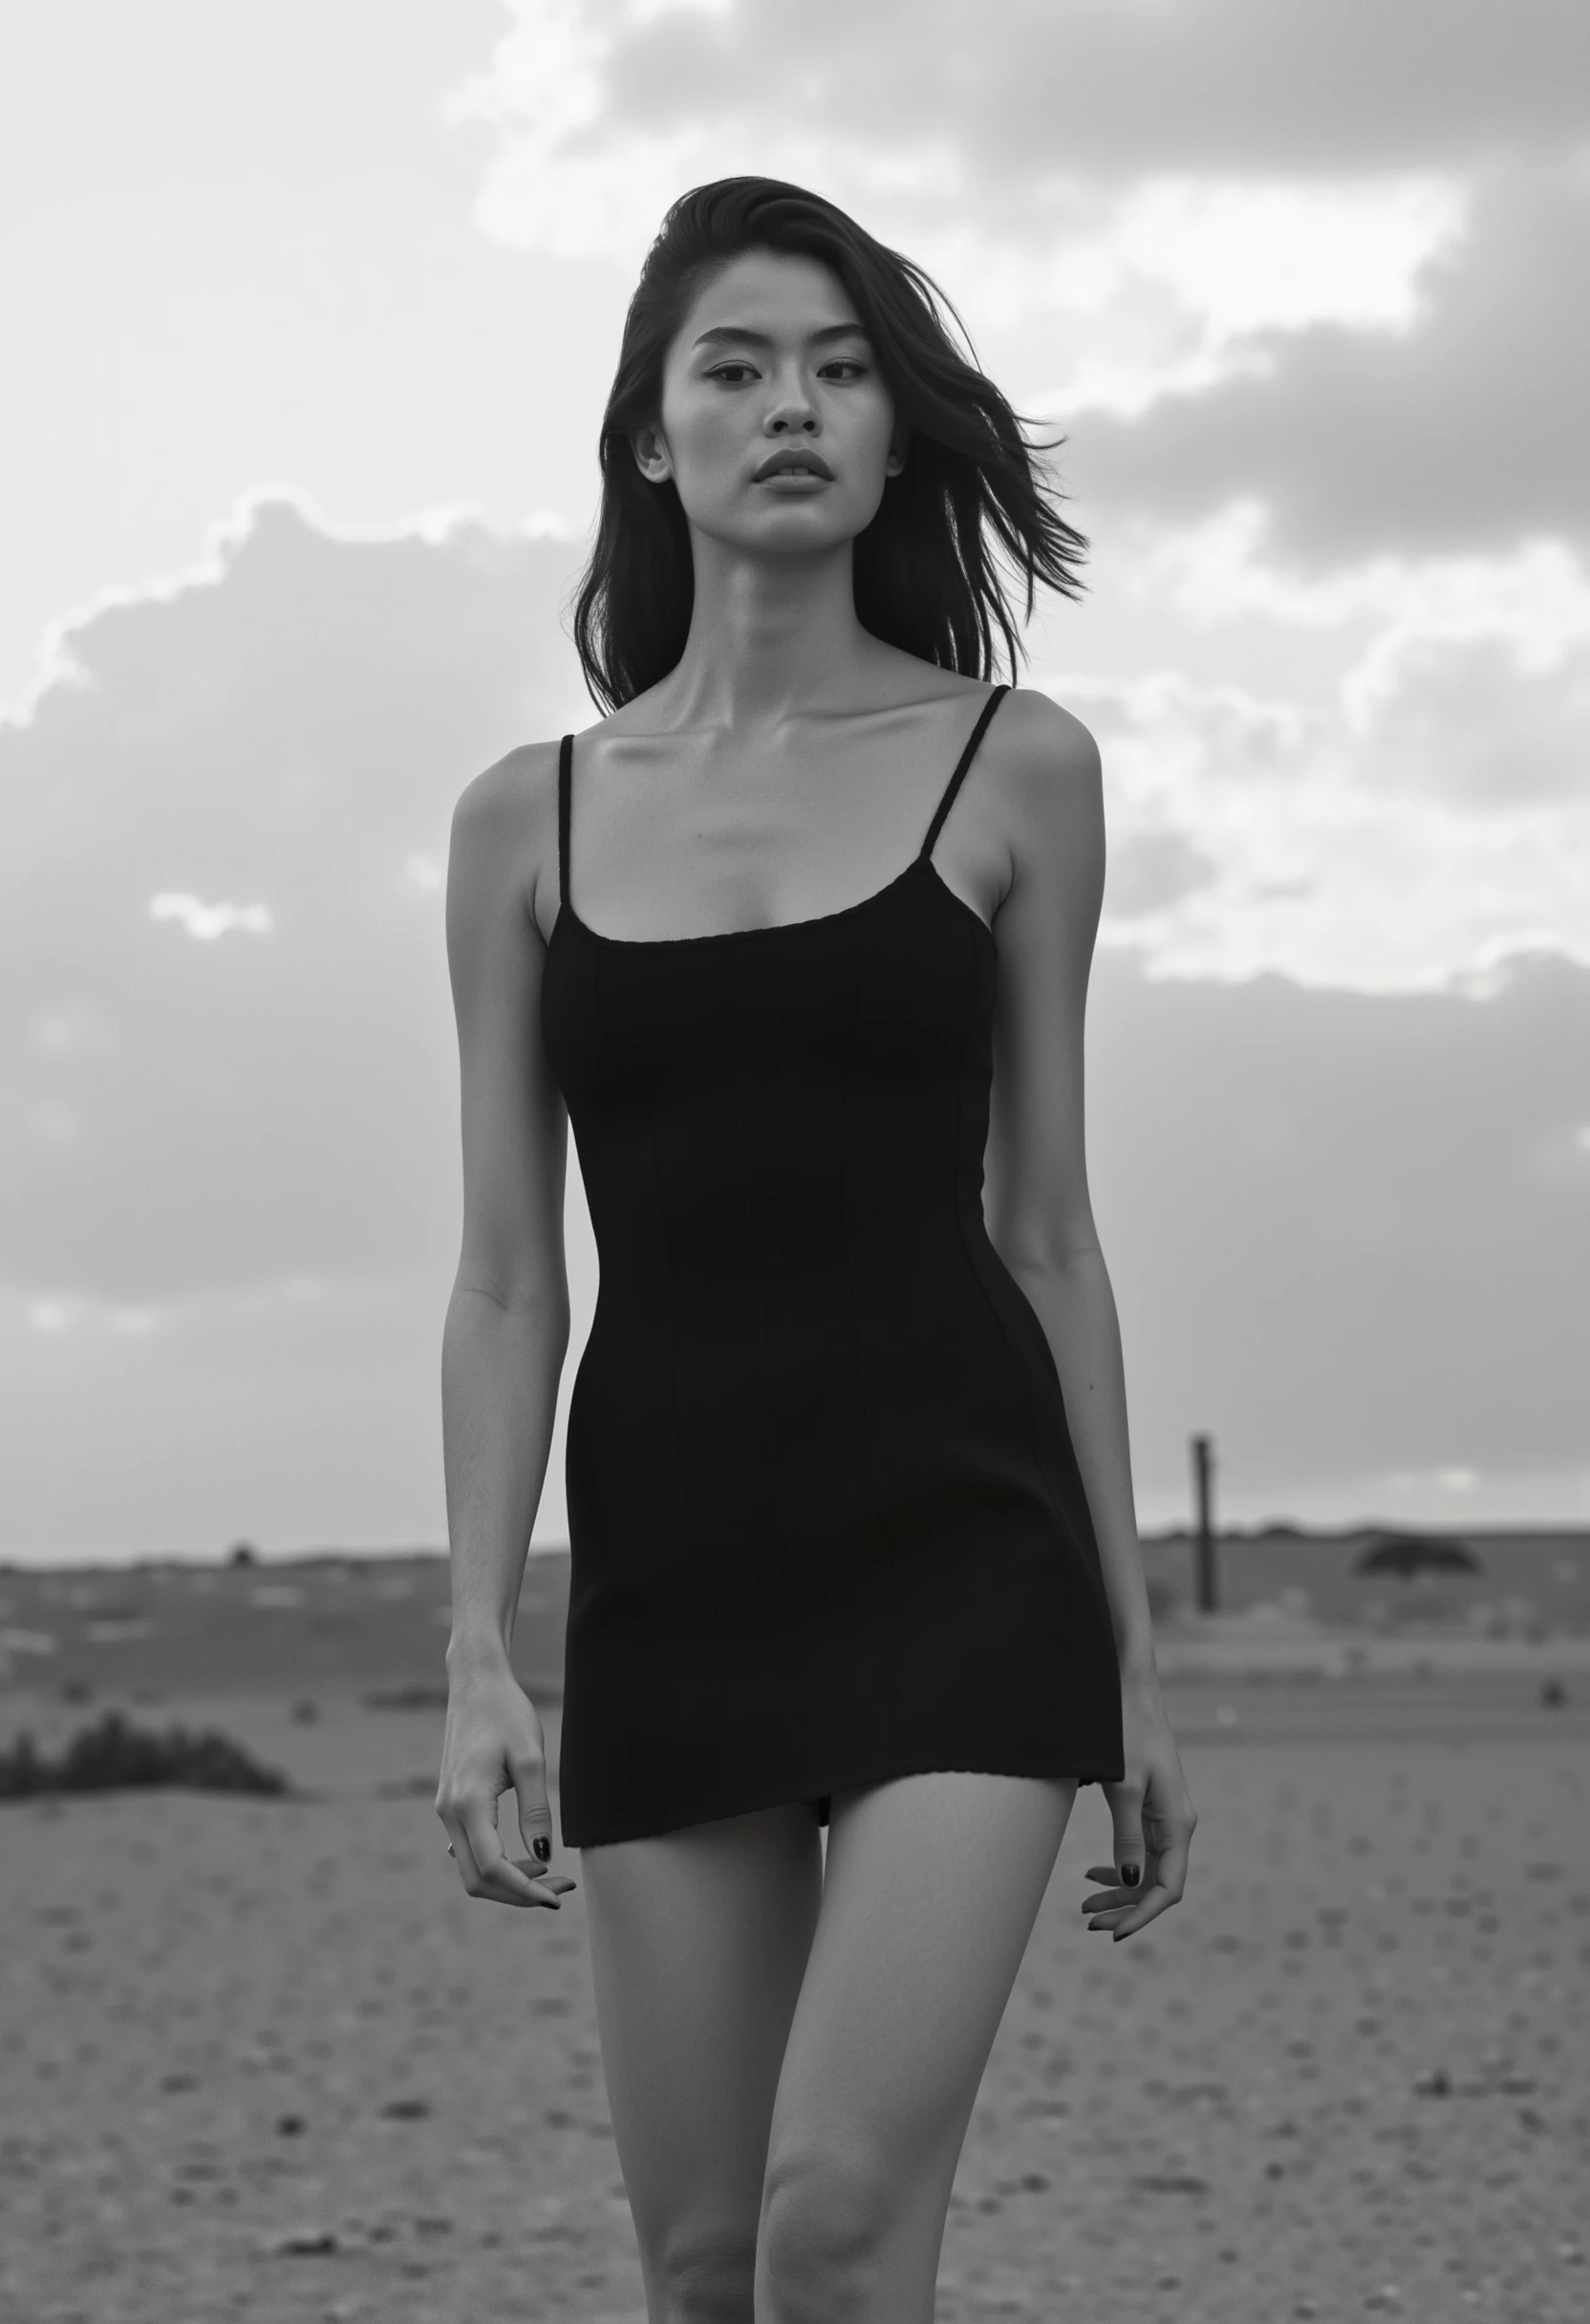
[{"left": 2, "top": 1669, "right": 1587, "bottom": 2324}]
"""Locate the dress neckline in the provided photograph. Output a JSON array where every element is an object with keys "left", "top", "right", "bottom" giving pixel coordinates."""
[{"left": 550, "top": 854, "right": 994, "bottom": 953}]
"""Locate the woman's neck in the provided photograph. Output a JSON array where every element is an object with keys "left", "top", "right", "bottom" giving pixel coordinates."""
[{"left": 655, "top": 531, "right": 885, "bottom": 735}]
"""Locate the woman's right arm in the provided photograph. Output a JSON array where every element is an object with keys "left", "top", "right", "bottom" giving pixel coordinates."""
[{"left": 435, "top": 742, "right": 577, "bottom": 1908}]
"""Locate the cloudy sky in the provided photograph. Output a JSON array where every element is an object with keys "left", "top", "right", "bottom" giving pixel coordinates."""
[{"left": 4, "top": 0, "right": 1588, "bottom": 1562}]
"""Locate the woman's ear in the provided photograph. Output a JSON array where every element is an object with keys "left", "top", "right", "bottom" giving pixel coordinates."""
[{"left": 633, "top": 422, "right": 671, "bottom": 483}]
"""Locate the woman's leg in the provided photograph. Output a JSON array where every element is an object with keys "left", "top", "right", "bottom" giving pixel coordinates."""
[
  {"left": 755, "top": 1770, "right": 1079, "bottom": 2324},
  {"left": 579, "top": 1801, "right": 825, "bottom": 2324}
]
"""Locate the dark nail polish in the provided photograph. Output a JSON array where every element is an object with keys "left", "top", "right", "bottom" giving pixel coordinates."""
[
  {"left": 1121, "top": 1863, "right": 1141, "bottom": 1887},
  {"left": 532, "top": 1837, "right": 550, "bottom": 1861}
]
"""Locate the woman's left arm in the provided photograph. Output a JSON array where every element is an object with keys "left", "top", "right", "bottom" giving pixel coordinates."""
[{"left": 982, "top": 688, "right": 1197, "bottom": 1940}]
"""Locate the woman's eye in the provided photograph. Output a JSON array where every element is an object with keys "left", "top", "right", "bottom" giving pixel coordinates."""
[{"left": 707, "top": 361, "right": 866, "bottom": 383}]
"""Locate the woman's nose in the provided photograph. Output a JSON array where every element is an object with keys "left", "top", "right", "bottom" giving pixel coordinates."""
[
  {"left": 764, "top": 373, "right": 819, "bottom": 416},
  {"left": 766, "top": 397, "right": 818, "bottom": 434}
]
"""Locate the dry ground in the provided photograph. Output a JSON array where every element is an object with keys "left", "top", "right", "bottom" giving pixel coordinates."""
[{"left": 2, "top": 1677, "right": 1587, "bottom": 2324}]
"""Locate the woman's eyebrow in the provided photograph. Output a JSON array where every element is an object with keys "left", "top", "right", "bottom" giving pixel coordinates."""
[{"left": 691, "top": 322, "right": 871, "bottom": 351}]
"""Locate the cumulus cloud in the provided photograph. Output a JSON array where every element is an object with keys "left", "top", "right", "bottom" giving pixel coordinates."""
[
  {"left": 441, "top": 2, "right": 1588, "bottom": 574},
  {"left": 452, "top": 0, "right": 1589, "bottom": 228},
  {"left": 1103, "top": 829, "right": 1220, "bottom": 919},
  {"left": 0, "top": 488, "right": 586, "bottom": 1305},
  {"left": 1080, "top": 661, "right": 1590, "bottom": 988},
  {"left": 1070, "top": 515, "right": 1590, "bottom": 979},
  {"left": 1085, "top": 943, "right": 1590, "bottom": 1512},
  {"left": 1115, "top": 506, "right": 1590, "bottom": 653},
  {"left": 1345, "top": 629, "right": 1590, "bottom": 812},
  {"left": 1072, "top": 155, "right": 1590, "bottom": 559},
  {"left": 149, "top": 893, "right": 275, "bottom": 940}
]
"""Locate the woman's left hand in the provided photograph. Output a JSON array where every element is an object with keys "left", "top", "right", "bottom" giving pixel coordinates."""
[{"left": 1083, "top": 1670, "right": 1197, "bottom": 1941}]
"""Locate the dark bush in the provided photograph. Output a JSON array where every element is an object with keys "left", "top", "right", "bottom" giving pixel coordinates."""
[
  {"left": 0, "top": 1710, "right": 289, "bottom": 1799},
  {"left": 1354, "top": 1533, "right": 1483, "bottom": 1579}
]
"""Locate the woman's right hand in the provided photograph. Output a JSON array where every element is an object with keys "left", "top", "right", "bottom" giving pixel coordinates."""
[{"left": 435, "top": 1651, "right": 577, "bottom": 1908}]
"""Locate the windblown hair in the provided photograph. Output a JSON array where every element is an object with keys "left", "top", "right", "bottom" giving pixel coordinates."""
[{"left": 566, "top": 177, "right": 1087, "bottom": 713}]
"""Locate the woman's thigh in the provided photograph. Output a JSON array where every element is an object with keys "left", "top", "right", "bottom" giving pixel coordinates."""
[
  {"left": 578, "top": 1801, "right": 825, "bottom": 2304},
  {"left": 756, "top": 1771, "right": 1079, "bottom": 2313}
]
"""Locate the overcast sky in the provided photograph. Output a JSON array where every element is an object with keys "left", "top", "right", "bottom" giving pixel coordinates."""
[{"left": 3, "top": 0, "right": 1587, "bottom": 1561}]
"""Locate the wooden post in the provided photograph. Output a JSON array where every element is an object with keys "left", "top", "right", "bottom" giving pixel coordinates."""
[{"left": 1192, "top": 1432, "right": 1217, "bottom": 1613}]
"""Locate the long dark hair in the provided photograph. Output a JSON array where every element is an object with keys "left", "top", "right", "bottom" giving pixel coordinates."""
[{"left": 566, "top": 177, "right": 1087, "bottom": 713}]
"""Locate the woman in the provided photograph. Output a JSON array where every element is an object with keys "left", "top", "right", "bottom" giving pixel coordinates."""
[{"left": 437, "top": 177, "right": 1196, "bottom": 2322}]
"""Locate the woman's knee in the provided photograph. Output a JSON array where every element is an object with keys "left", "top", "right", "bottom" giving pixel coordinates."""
[
  {"left": 652, "top": 2218, "right": 757, "bottom": 2324},
  {"left": 756, "top": 2137, "right": 894, "bottom": 2322}
]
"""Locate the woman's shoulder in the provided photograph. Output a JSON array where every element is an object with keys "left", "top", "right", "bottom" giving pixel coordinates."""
[
  {"left": 881, "top": 661, "right": 1100, "bottom": 776},
  {"left": 449, "top": 738, "right": 566, "bottom": 941},
  {"left": 451, "top": 736, "right": 564, "bottom": 857},
  {"left": 995, "top": 683, "right": 1099, "bottom": 770},
  {"left": 970, "top": 687, "right": 1103, "bottom": 921},
  {"left": 987, "top": 690, "right": 1106, "bottom": 934}
]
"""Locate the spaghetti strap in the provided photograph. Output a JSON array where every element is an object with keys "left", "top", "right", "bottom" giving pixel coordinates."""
[
  {"left": 557, "top": 733, "right": 573, "bottom": 909},
  {"left": 918, "top": 685, "right": 1011, "bottom": 863}
]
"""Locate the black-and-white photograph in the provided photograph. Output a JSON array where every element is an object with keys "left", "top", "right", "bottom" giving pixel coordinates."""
[{"left": 3, "top": 5, "right": 1587, "bottom": 2320}]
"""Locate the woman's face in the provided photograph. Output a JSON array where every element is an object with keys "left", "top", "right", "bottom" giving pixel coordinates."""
[{"left": 634, "top": 247, "right": 905, "bottom": 553}]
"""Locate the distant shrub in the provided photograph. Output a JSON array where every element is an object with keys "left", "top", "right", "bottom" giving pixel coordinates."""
[
  {"left": 228, "top": 1541, "right": 258, "bottom": 1566},
  {"left": 1354, "top": 1533, "right": 1483, "bottom": 1579},
  {"left": 0, "top": 1710, "right": 289, "bottom": 1799}
]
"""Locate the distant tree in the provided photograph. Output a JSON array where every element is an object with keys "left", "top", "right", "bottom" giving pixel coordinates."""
[
  {"left": 228, "top": 1540, "right": 258, "bottom": 1566},
  {"left": 1354, "top": 1532, "right": 1483, "bottom": 1579}
]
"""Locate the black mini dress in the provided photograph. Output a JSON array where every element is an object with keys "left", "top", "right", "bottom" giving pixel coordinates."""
[{"left": 540, "top": 684, "right": 1125, "bottom": 1847}]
